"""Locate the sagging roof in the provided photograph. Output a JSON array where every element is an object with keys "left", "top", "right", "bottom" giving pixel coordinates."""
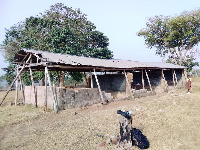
[{"left": 14, "top": 49, "right": 185, "bottom": 72}]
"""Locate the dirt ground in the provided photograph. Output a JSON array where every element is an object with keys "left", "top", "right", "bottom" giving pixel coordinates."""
[{"left": 0, "top": 77, "right": 200, "bottom": 150}]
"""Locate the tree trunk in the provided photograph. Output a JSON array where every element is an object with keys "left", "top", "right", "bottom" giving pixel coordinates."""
[
  {"left": 119, "top": 115, "right": 133, "bottom": 149},
  {"left": 59, "top": 71, "right": 65, "bottom": 87},
  {"left": 42, "top": 78, "right": 45, "bottom": 86}
]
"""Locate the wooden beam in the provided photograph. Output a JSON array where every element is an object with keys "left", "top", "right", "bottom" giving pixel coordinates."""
[
  {"left": 161, "top": 69, "right": 165, "bottom": 80},
  {"left": 53, "top": 82, "right": 57, "bottom": 108},
  {"left": 90, "top": 71, "right": 93, "bottom": 89},
  {"left": 29, "top": 68, "right": 37, "bottom": 107},
  {"left": 162, "top": 69, "right": 168, "bottom": 90},
  {"left": 56, "top": 71, "right": 60, "bottom": 87},
  {"left": 44, "top": 69, "right": 47, "bottom": 112},
  {"left": 59, "top": 71, "right": 65, "bottom": 87},
  {"left": 93, "top": 69, "right": 104, "bottom": 103},
  {"left": 19, "top": 53, "right": 31, "bottom": 65},
  {"left": 45, "top": 66, "right": 58, "bottom": 112},
  {"left": 0, "top": 54, "right": 32, "bottom": 106},
  {"left": 181, "top": 69, "right": 186, "bottom": 86},
  {"left": 145, "top": 70, "right": 153, "bottom": 93},
  {"left": 0, "top": 65, "right": 26, "bottom": 106},
  {"left": 84, "top": 72, "right": 88, "bottom": 85},
  {"left": 19, "top": 75, "right": 25, "bottom": 104},
  {"left": 142, "top": 70, "right": 145, "bottom": 89},
  {"left": 124, "top": 70, "right": 134, "bottom": 98},
  {"left": 15, "top": 66, "right": 19, "bottom": 105},
  {"left": 33, "top": 53, "right": 40, "bottom": 63},
  {"left": 172, "top": 69, "right": 175, "bottom": 87},
  {"left": 174, "top": 70, "right": 178, "bottom": 85}
]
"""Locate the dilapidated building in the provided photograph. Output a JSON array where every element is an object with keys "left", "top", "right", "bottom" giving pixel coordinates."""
[{"left": 1, "top": 49, "right": 186, "bottom": 112}]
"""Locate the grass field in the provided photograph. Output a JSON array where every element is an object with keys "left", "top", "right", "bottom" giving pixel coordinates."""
[{"left": 0, "top": 78, "right": 200, "bottom": 150}]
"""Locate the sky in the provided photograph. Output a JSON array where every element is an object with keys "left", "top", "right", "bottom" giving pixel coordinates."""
[{"left": 0, "top": 0, "right": 200, "bottom": 76}]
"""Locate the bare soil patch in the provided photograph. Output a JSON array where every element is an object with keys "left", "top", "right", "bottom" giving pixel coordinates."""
[{"left": 0, "top": 78, "right": 200, "bottom": 150}]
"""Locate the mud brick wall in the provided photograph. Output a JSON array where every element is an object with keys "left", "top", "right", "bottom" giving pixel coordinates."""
[
  {"left": 24, "top": 86, "right": 54, "bottom": 109},
  {"left": 57, "top": 88, "right": 102, "bottom": 109},
  {"left": 24, "top": 86, "right": 102, "bottom": 109},
  {"left": 92, "top": 74, "right": 126, "bottom": 91}
]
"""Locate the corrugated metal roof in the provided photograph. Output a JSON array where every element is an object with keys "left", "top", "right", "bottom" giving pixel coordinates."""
[
  {"left": 141, "top": 62, "right": 186, "bottom": 69},
  {"left": 19, "top": 49, "right": 185, "bottom": 70}
]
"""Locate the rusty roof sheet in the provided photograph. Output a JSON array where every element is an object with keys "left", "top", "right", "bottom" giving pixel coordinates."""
[{"left": 20, "top": 49, "right": 185, "bottom": 70}]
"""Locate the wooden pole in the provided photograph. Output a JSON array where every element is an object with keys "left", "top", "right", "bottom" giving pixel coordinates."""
[
  {"left": 90, "top": 71, "right": 93, "bottom": 89},
  {"left": 161, "top": 69, "right": 165, "bottom": 80},
  {"left": 124, "top": 70, "right": 134, "bottom": 98},
  {"left": 15, "top": 66, "right": 19, "bottom": 105},
  {"left": 45, "top": 67, "right": 58, "bottom": 112},
  {"left": 145, "top": 70, "right": 153, "bottom": 93},
  {"left": 44, "top": 69, "right": 47, "bottom": 112},
  {"left": 142, "top": 70, "right": 145, "bottom": 89},
  {"left": 162, "top": 69, "right": 168, "bottom": 91},
  {"left": 0, "top": 65, "right": 26, "bottom": 106},
  {"left": 181, "top": 69, "right": 186, "bottom": 86},
  {"left": 19, "top": 75, "right": 25, "bottom": 104},
  {"left": 29, "top": 68, "right": 37, "bottom": 107},
  {"left": 53, "top": 82, "right": 57, "bottom": 107},
  {"left": 174, "top": 70, "right": 178, "bottom": 85},
  {"left": 93, "top": 69, "right": 104, "bottom": 103},
  {"left": 56, "top": 71, "right": 60, "bottom": 87},
  {"left": 0, "top": 54, "right": 32, "bottom": 106},
  {"left": 84, "top": 72, "right": 88, "bottom": 86},
  {"left": 172, "top": 69, "right": 175, "bottom": 87}
]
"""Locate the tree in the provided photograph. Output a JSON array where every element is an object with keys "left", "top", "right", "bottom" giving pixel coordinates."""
[
  {"left": 1, "top": 3, "right": 113, "bottom": 85},
  {"left": 137, "top": 10, "right": 200, "bottom": 72},
  {"left": 1, "top": 64, "right": 16, "bottom": 85}
]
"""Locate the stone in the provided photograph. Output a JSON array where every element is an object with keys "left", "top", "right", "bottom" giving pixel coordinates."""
[
  {"left": 110, "top": 136, "right": 120, "bottom": 145},
  {"left": 97, "top": 141, "right": 106, "bottom": 148}
]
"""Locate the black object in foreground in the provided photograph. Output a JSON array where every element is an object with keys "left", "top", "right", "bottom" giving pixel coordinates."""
[
  {"left": 117, "top": 110, "right": 132, "bottom": 120},
  {"left": 131, "top": 128, "right": 150, "bottom": 149}
]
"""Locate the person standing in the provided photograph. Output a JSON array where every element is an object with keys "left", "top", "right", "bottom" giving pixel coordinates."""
[{"left": 185, "top": 75, "right": 192, "bottom": 94}]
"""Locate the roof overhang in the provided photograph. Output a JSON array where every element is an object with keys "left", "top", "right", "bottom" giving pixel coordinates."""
[{"left": 13, "top": 49, "right": 186, "bottom": 72}]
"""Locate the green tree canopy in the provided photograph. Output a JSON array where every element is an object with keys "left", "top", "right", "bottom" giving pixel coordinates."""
[
  {"left": 137, "top": 9, "right": 200, "bottom": 72},
  {"left": 1, "top": 3, "right": 113, "bottom": 85}
]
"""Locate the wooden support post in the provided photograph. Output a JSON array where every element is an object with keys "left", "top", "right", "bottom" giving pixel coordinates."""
[
  {"left": 1, "top": 65, "right": 26, "bottom": 106},
  {"left": 181, "top": 69, "right": 186, "bottom": 86},
  {"left": 19, "top": 75, "right": 25, "bottom": 104},
  {"left": 90, "top": 71, "right": 93, "bottom": 89},
  {"left": 0, "top": 54, "right": 32, "bottom": 106},
  {"left": 56, "top": 71, "right": 61, "bottom": 87},
  {"left": 15, "top": 66, "right": 19, "bottom": 105},
  {"left": 162, "top": 69, "right": 168, "bottom": 92},
  {"left": 174, "top": 70, "right": 178, "bottom": 85},
  {"left": 93, "top": 69, "right": 104, "bottom": 103},
  {"left": 161, "top": 69, "right": 165, "bottom": 80},
  {"left": 145, "top": 70, "right": 153, "bottom": 93},
  {"left": 29, "top": 68, "right": 37, "bottom": 107},
  {"left": 124, "top": 70, "right": 134, "bottom": 98},
  {"left": 142, "top": 70, "right": 145, "bottom": 89},
  {"left": 172, "top": 69, "right": 175, "bottom": 87},
  {"left": 44, "top": 69, "right": 47, "bottom": 112},
  {"left": 84, "top": 72, "right": 88, "bottom": 86},
  {"left": 53, "top": 82, "right": 57, "bottom": 107},
  {"left": 45, "top": 67, "right": 58, "bottom": 112},
  {"left": 59, "top": 71, "right": 65, "bottom": 87}
]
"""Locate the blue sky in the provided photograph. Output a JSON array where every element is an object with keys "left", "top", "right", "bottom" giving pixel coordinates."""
[{"left": 0, "top": 0, "right": 200, "bottom": 76}]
